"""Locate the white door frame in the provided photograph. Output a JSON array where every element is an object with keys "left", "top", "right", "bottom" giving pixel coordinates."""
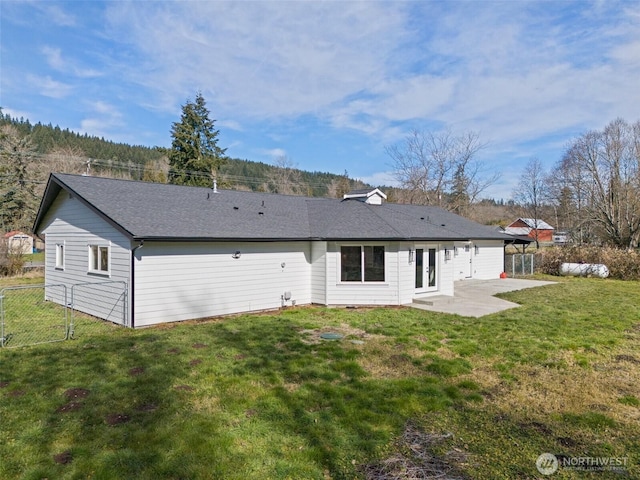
[{"left": 414, "top": 244, "right": 438, "bottom": 293}]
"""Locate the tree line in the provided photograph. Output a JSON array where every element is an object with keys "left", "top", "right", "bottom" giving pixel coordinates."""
[
  {"left": 514, "top": 118, "right": 640, "bottom": 249},
  {"left": 0, "top": 98, "right": 366, "bottom": 233}
]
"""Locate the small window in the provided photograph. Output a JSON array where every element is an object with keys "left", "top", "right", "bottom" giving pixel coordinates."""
[
  {"left": 89, "top": 245, "right": 110, "bottom": 274},
  {"left": 340, "top": 245, "right": 385, "bottom": 282},
  {"left": 55, "top": 244, "right": 64, "bottom": 269}
]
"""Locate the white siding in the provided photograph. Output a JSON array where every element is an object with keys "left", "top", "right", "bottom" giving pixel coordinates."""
[
  {"left": 325, "top": 242, "right": 401, "bottom": 305},
  {"left": 438, "top": 243, "right": 455, "bottom": 296},
  {"left": 133, "top": 241, "right": 312, "bottom": 326},
  {"left": 39, "top": 192, "right": 131, "bottom": 325},
  {"left": 453, "top": 242, "right": 473, "bottom": 280},
  {"left": 310, "top": 241, "right": 327, "bottom": 304},
  {"left": 397, "top": 242, "right": 415, "bottom": 304},
  {"left": 469, "top": 240, "right": 504, "bottom": 279},
  {"left": 399, "top": 243, "right": 455, "bottom": 303}
]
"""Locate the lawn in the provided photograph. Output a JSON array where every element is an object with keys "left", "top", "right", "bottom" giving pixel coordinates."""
[{"left": 0, "top": 275, "right": 638, "bottom": 479}]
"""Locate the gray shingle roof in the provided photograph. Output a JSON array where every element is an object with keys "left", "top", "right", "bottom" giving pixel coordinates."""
[{"left": 34, "top": 173, "right": 512, "bottom": 242}]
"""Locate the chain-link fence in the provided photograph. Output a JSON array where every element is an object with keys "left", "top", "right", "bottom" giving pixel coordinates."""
[
  {"left": 505, "top": 253, "right": 536, "bottom": 277},
  {"left": 70, "top": 281, "right": 129, "bottom": 334},
  {"left": 0, "top": 284, "right": 68, "bottom": 348},
  {"left": 1, "top": 281, "right": 128, "bottom": 348}
]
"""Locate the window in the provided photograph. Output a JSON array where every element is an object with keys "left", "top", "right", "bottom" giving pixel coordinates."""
[
  {"left": 55, "top": 244, "right": 64, "bottom": 269},
  {"left": 89, "top": 245, "right": 110, "bottom": 274},
  {"left": 340, "top": 245, "right": 385, "bottom": 282}
]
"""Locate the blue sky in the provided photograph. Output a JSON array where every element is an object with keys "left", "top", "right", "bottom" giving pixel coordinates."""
[{"left": 1, "top": 1, "right": 639, "bottom": 199}]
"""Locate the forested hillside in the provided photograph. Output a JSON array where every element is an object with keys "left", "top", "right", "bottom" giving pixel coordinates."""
[{"left": 0, "top": 112, "right": 368, "bottom": 232}]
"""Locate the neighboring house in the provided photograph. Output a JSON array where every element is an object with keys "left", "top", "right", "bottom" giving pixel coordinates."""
[
  {"left": 504, "top": 218, "right": 554, "bottom": 243},
  {"left": 33, "top": 173, "right": 514, "bottom": 328},
  {"left": 3, "top": 231, "right": 34, "bottom": 255}
]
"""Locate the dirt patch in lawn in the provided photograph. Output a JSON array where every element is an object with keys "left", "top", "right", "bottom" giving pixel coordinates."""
[
  {"left": 57, "top": 401, "right": 84, "bottom": 413},
  {"left": 53, "top": 451, "right": 73, "bottom": 465},
  {"left": 129, "top": 367, "right": 145, "bottom": 376},
  {"left": 615, "top": 354, "right": 640, "bottom": 364},
  {"left": 189, "top": 359, "right": 202, "bottom": 366},
  {"left": 361, "top": 421, "right": 469, "bottom": 480},
  {"left": 175, "top": 385, "right": 195, "bottom": 391},
  {"left": 64, "top": 388, "right": 90, "bottom": 399},
  {"left": 105, "top": 413, "right": 130, "bottom": 426}
]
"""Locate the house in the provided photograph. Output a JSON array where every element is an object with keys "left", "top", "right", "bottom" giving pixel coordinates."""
[
  {"left": 3, "top": 231, "right": 34, "bottom": 255},
  {"left": 33, "top": 173, "right": 514, "bottom": 328},
  {"left": 504, "top": 218, "right": 554, "bottom": 243}
]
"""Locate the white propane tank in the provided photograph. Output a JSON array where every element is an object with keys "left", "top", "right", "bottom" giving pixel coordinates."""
[{"left": 560, "top": 263, "right": 609, "bottom": 278}]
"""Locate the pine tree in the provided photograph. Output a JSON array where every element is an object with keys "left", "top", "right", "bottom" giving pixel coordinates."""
[
  {"left": 167, "top": 93, "right": 227, "bottom": 186},
  {"left": 0, "top": 125, "right": 39, "bottom": 231}
]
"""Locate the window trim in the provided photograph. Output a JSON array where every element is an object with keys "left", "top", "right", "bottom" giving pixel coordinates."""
[
  {"left": 339, "top": 244, "right": 386, "bottom": 283},
  {"left": 88, "top": 243, "right": 111, "bottom": 276},
  {"left": 55, "top": 243, "right": 65, "bottom": 270}
]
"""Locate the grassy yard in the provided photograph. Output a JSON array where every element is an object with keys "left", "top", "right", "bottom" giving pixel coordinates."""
[{"left": 0, "top": 276, "right": 639, "bottom": 479}]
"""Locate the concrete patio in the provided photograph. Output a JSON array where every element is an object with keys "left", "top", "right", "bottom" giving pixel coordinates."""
[{"left": 411, "top": 278, "right": 556, "bottom": 317}]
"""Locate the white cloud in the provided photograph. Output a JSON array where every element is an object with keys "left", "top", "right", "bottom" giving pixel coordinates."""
[
  {"left": 1, "top": 107, "right": 33, "bottom": 121},
  {"left": 39, "top": 4, "right": 76, "bottom": 27},
  {"left": 42, "top": 46, "right": 102, "bottom": 78},
  {"left": 27, "top": 74, "right": 73, "bottom": 98},
  {"left": 261, "top": 148, "right": 287, "bottom": 160},
  {"left": 101, "top": 1, "right": 640, "bottom": 153},
  {"left": 358, "top": 171, "right": 399, "bottom": 188},
  {"left": 104, "top": 1, "right": 408, "bottom": 117},
  {"left": 79, "top": 101, "right": 124, "bottom": 138}
]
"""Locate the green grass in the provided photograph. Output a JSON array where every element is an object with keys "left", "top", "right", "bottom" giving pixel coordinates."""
[
  {"left": 24, "top": 252, "right": 44, "bottom": 263},
  {"left": 1, "top": 275, "right": 639, "bottom": 479}
]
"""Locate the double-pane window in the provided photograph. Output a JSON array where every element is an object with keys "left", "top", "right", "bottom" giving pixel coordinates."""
[
  {"left": 89, "top": 245, "right": 109, "bottom": 274},
  {"left": 340, "top": 246, "right": 385, "bottom": 282}
]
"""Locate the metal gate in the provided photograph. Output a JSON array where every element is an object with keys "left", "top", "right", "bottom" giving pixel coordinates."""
[
  {"left": 0, "top": 281, "right": 128, "bottom": 348},
  {"left": 70, "top": 281, "right": 129, "bottom": 334},
  {"left": 0, "top": 284, "right": 68, "bottom": 348},
  {"left": 505, "top": 253, "right": 535, "bottom": 277}
]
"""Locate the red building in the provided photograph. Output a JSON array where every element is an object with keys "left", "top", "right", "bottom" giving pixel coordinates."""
[{"left": 504, "top": 218, "right": 554, "bottom": 243}]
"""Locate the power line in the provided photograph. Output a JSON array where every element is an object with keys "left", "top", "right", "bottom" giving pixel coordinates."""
[{"left": 1, "top": 150, "right": 366, "bottom": 192}]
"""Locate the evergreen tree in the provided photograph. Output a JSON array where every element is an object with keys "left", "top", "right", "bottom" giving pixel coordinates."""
[
  {"left": 0, "top": 125, "right": 39, "bottom": 231},
  {"left": 167, "top": 93, "right": 227, "bottom": 186}
]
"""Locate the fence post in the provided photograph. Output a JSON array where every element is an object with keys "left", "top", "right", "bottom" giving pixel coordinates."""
[
  {"left": 0, "top": 291, "right": 4, "bottom": 348},
  {"left": 531, "top": 254, "right": 534, "bottom": 275}
]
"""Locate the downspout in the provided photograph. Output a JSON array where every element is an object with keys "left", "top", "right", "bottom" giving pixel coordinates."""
[{"left": 130, "top": 241, "right": 144, "bottom": 328}]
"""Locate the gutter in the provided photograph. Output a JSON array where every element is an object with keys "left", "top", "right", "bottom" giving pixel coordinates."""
[{"left": 130, "top": 240, "right": 144, "bottom": 328}]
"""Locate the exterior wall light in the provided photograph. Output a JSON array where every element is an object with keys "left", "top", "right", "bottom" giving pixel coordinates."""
[{"left": 232, "top": 251, "right": 241, "bottom": 259}]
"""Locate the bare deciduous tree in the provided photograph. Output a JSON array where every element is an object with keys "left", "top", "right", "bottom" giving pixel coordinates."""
[
  {"left": 551, "top": 118, "right": 640, "bottom": 248},
  {"left": 512, "top": 157, "right": 548, "bottom": 249},
  {"left": 267, "top": 156, "right": 309, "bottom": 195},
  {"left": 386, "top": 129, "right": 497, "bottom": 213}
]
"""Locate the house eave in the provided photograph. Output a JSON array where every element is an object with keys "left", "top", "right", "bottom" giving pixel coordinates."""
[{"left": 33, "top": 173, "right": 135, "bottom": 239}]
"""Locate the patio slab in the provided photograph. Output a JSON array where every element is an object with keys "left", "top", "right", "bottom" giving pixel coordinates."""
[{"left": 411, "top": 278, "right": 556, "bottom": 317}]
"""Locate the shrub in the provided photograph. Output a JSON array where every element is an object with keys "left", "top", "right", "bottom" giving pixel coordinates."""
[
  {"left": 0, "top": 242, "right": 26, "bottom": 276},
  {"left": 536, "top": 246, "right": 640, "bottom": 280}
]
